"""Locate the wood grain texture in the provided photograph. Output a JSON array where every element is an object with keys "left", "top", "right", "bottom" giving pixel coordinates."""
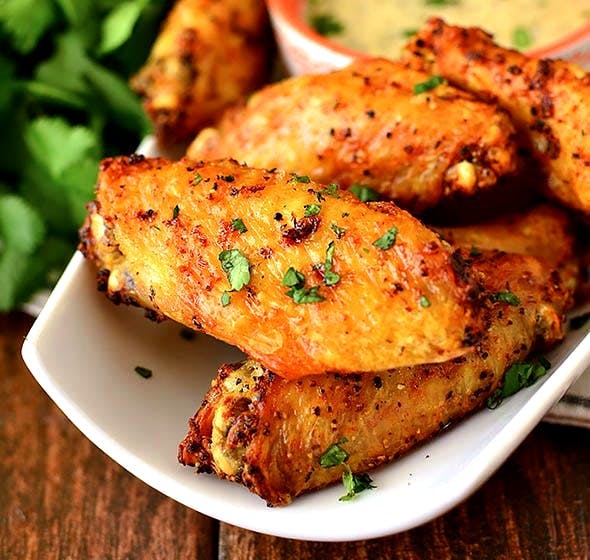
[
  {"left": 0, "top": 313, "right": 215, "bottom": 560},
  {"left": 2, "top": 312, "right": 589, "bottom": 559}
]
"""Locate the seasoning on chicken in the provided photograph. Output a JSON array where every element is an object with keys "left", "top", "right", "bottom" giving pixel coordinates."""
[
  {"left": 433, "top": 203, "right": 579, "bottom": 294},
  {"left": 79, "top": 155, "right": 485, "bottom": 379},
  {"left": 131, "top": 0, "right": 271, "bottom": 146},
  {"left": 178, "top": 249, "right": 570, "bottom": 506},
  {"left": 403, "top": 18, "right": 590, "bottom": 215},
  {"left": 187, "top": 58, "right": 519, "bottom": 213}
]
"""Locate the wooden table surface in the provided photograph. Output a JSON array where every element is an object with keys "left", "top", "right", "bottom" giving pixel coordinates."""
[{"left": 2, "top": 312, "right": 589, "bottom": 560}]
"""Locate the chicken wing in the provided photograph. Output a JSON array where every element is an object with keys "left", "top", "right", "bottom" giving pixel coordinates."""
[
  {"left": 403, "top": 19, "right": 590, "bottom": 215},
  {"left": 131, "top": 0, "right": 271, "bottom": 146},
  {"left": 433, "top": 204, "right": 579, "bottom": 294},
  {"left": 79, "top": 156, "right": 484, "bottom": 379},
  {"left": 187, "top": 58, "right": 519, "bottom": 213},
  {"left": 178, "top": 250, "right": 568, "bottom": 506}
]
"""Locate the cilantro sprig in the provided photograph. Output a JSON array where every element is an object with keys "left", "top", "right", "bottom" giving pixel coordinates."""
[
  {"left": 282, "top": 267, "right": 325, "bottom": 304},
  {"left": 319, "top": 438, "right": 376, "bottom": 501},
  {"left": 0, "top": 0, "right": 169, "bottom": 311}
]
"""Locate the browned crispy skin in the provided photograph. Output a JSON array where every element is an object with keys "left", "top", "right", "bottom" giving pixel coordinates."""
[
  {"left": 79, "top": 156, "right": 484, "bottom": 379},
  {"left": 403, "top": 19, "right": 590, "bottom": 215},
  {"left": 131, "top": 0, "right": 271, "bottom": 146},
  {"left": 178, "top": 251, "right": 568, "bottom": 506},
  {"left": 187, "top": 58, "right": 519, "bottom": 213},
  {"left": 433, "top": 204, "right": 579, "bottom": 296}
]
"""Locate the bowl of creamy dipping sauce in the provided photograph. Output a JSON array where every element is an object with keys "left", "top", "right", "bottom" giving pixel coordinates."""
[{"left": 266, "top": 0, "right": 590, "bottom": 75}]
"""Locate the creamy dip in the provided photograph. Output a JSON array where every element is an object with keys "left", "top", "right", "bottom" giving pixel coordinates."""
[{"left": 307, "top": 0, "right": 590, "bottom": 56}]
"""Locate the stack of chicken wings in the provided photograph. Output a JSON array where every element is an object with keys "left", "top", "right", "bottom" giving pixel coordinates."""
[{"left": 80, "top": 6, "right": 589, "bottom": 506}]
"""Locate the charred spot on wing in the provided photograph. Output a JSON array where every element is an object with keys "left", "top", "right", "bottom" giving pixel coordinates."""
[{"left": 282, "top": 215, "right": 321, "bottom": 245}]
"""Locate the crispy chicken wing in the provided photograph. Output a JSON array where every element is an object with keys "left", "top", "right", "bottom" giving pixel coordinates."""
[
  {"left": 187, "top": 58, "right": 519, "bottom": 213},
  {"left": 433, "top": 204, "right": 579, "bottom": 294},
  {"left": 403, "top": 19, "right": 590, "bottom": 215},
  {"left": 131, "top": 0, "right": 271, "bottom": 146},
  {"left": 178, "top": 250, "right": 568, "bottom": 506},
  {"left": 79, "top": 156, "right": 484, "bottom": 379}
]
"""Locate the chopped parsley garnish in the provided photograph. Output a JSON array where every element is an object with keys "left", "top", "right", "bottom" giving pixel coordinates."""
[
  {"left": 291, "top": 286, "right": 325, "bottom": 304},
  {"left": 282, "top": 267, "right": 305, "bottom": 289},
  {"left": 310, "top": 13, "right": 344, "bottom": 37},
  {"left": 349, "top": 184, "right": 380, "bottom": 202},
  {"left": 419, "top": 295, "right": 431, "bottom": 308},
  {"left": 219, "top": 249, "right": 250, "bottom": 291},
  {"left": 282, "top": 267, "right": 324, "bottom": 304},
  {"left": 492, "top": 290, "right": 520, "bottom": 306},
  {"left": 323, "top": 241, "right": 340, "bottom": 286},
  {"left": 316, "top": 183, "right": 340, "bottom": 202},
  {"left": 193, "top": 172, "right": 203, "bottom": 186},
  {"left": 512, "top": 26, "right": 532, "bottom": 50},
  {"left": 373, "top": 227, "right": 398, "bottom": 250},
  {"left": 134, "top": 366, "right": 152, "bottom": 379},
  {"left": 320, "top": 438, "right": 349, "bottom": 467},
  {"left": 470, "top": 246, "right": 482, "bottom": 257},
  {"left": 304, "top": 203, "right": 321, "bottom": 217},
  {"left": 330, "top": 223, "right": 346, "bottom": 238},
  {"left": 172, "top": 205, "right": 180, "bottom": 219},
  {"left": 231, "top": 218, "right": 247, "bottom": 233},
  {"left": 292, "top": 173, "right": 311, "bottom": 183},
  {"left": 339, "top": 466, "right": 376, "bottom": 501},
  {"left": 413, "top": 75, "right": 445, "bottom": 95},
  {"left": 487, "top": 357, "right": 551, "bottom": 409},
  {"left": 402, "top": 28, "right": 419, "bottom": 38},
  {"left": 220, "top": 291, "right": 231, "bottom": 307},
  {"left": 570, "top": 312, "right": 590, "bottom": 330}
]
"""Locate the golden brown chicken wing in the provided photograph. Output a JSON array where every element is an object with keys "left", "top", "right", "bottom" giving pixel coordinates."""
[
  {"left": 433, "top": 204, "right": 579, "bottom": 294},
  {"left": 79, "top": 155, "right": 484, "bottom": 379},
  {"left": 403, "top": 18, "right": 590, "bottom": 215},
  {"left": 131, "top": 0, "right": 271, "bottom": 146},
  {"left": 187, "top": 58, "right": 519, "bottom": 213},
  {"left": 178, "top": 250, "right": 569, "bottom": 505}
]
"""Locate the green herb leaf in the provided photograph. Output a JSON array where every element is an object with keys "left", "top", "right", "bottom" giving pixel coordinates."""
[
  {"left": 0, "top": 0, "right": 57, "bottom": 54},
  {"left": 320, "top": 438, "right": 349, "bottom": 467},
  {"left": 231, "top": 218, "right": 247, "bottom": 234},
  {"left": 319, "top": 183, "right": 340, "bottom": 200},
  {"left": 487, "top": 358, "right": 551, "bottom": 409},
  {"left": 424, "top": 0, "right": 459, "bottom": 5},
  {"left": 402, "top": 28, "right": 419, "bottom": 39},
  {"left": 282, "top": 267, "right": 305, "bottom": 289},
  {"left": 0, "top": 195, "right": 45, "bottom": 254},
  {"left": 219, "top": 249, "right": 251, "bottom": 291},
  {"left": 288, "top": 285, "right": 325, "bottom": 304},
  {"left": 292, "top": 173, "right": 310, "bottom": 183},
  {"left": 99, "top": 0, "right": 148, "bottom": 55},
  {"left": 221, "top": 291, "right": 231, "bottom": 307},
  {"left": 134, "top": 366, "right": 152, "bottom": 379},
  {"left": 512, "top": 26, "right": 532, "bottom": 50},
  {"left": 414, "top": 76, "right": 445, "bottom": 95},
  {"left": 349, "top": 184, "right": 380, "bottom": 202},
  {"left": 304, "top": 203, "right": 321, "bottom": 217},
  {"left": 193, "top": 172, "right": 203, "bottom": 186},
  {"left": 470, "top": 246, "right": 481, "bottom": 257},
  {"left": 419, "top": 295, "right": 431, "bottom": 308},
  {"left": 330, "top": 223, "right": 346, "bottom": 238},
  {"left": 323, "top": 241, "right": 340, "bottom": 286},
  {"left": 339, "top": 465, "right": 376, "bottom": 501},
  {"left": 310, "top": 13, "right": 344, "bottom": 36},
  {"left": 373, "top": 227, "right": 398, "bottom": 250},
  {"left": 172, "top": 205, "right": 180, "bottom": 219},
  {"left": 492, "top": 290, "right": 520, "bottom": 306}
]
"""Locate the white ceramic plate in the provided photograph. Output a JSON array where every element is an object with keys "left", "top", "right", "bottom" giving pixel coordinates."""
[
  {"left": 20, "top": 136, "right": 590, "bottom": 541},
  {"left": 20, "top": 253, "right": 590, "bottom": 542}
]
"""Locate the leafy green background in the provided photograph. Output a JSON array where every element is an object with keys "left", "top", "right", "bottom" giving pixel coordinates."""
[{"left": 0, "top": 0, "right": 171, "bottom": 311}]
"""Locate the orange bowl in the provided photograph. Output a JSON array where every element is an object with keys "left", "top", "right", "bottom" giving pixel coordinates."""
[{"left": 266, "top": 0, "right": 590, "bottom": 75}]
